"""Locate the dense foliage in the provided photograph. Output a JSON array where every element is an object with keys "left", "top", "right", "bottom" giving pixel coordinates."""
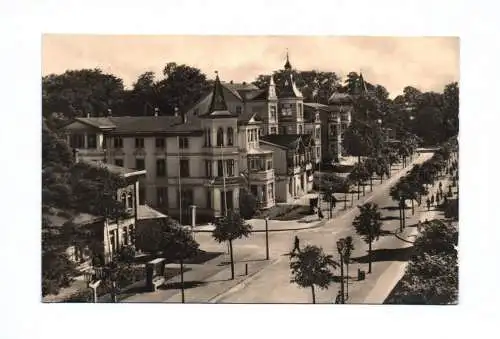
[
  {"left": 289, "top": 245, "right": 339, "bottom": 304},
  {"left": 352, "top": 203, "right": 383, "bottom": 273}
]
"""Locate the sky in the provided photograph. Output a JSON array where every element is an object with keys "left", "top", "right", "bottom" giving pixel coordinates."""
[{"left": 42, "top": 35, "right": 459, "bottom": 98}]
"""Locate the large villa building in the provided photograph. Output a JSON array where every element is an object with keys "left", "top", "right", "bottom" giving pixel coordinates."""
[{"left": 61, "top": 54, "right": 352, "bottom": 223}]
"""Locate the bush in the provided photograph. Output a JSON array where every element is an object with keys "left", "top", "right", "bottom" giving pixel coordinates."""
[{"left": 239, "top": 189, "right": 257, "bottom": 219}]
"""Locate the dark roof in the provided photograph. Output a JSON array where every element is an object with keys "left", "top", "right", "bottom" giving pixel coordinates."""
[
  {"left": 70, "top": 115, "right": 204, "bottom": 135},
  {"left": 81, "top": 159, "right": 146, "bottom": 177},
  {"left": 237, "top": 111, "right": 262, "bottom": 125},
  {"left": 278, "top": 73, "right": 303, "bottom": 98},
  {"left": 260, "top": 134, "right": 312, "bottom": 150},
  {"left": 75, "top": 117, "right": 116, "bottom": 129}
]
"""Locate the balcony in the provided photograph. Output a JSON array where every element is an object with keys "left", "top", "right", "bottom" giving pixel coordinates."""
[
  {"left": 249, "top": 169, "right": 274, "bottom": 182},
  {"left": 206, "top": 176, "right": 242, "bottom": 187},
  {"left": 75, "top": 148, "right": 106, "bottom": 159}
]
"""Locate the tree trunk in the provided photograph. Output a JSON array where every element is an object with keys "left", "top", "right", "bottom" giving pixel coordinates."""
[
  {"left": 398, "top": 205, "right": 403, "bottom": 232},
  {"left": 311, "top": 285, "right": 316, "bottom": 304},
  {"left": 229, "top": 239, "right": 235, "bottom": 280},
  {"left": 370, "top": 177, "right": 373, "bottom": 191},
  {"left": 351, "top": 192, "right": 354, "bottom": 206},
  {"left": 380, "top": 174, "right": 383, "bottom": 184},
  {"left": 358, "top": 155, "right": 361, "bottom": 164},
  {"left": 344, "top": 193, "right": 347, "bottom": 209},
  {"left": 402, "top": 202, "right": 406, "bottom": 229},
  {"left": 368, "top": 238, "right": 372, "bottom": 274},
  {"left": 346, "top": 262, "right": 349, "bottom": 300},
  {"left": 362, "top": 182, "right": 366, "bottom": 196},
  {"left": 411, "top": 199, "right": 415, "bottom": 215},
  {"left": 357, "top": 183, "right": 360, "bottom": 199},
  {"left": 180, "top": 258, "right": 185, "bottom": 303}
]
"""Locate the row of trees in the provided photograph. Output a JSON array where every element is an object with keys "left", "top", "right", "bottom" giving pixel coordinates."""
[{"left": 390, "top": 141, "right": 455, "bottom": 231}]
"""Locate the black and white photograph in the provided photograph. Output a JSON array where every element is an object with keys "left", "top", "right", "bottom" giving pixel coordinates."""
[{"left": 41, "top": 35, "right": 459, "bottom": 305}]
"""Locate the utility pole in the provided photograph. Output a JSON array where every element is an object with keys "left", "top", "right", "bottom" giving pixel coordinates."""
[{"left": 265, "top": 217, "right": 270, "bottom": 260}]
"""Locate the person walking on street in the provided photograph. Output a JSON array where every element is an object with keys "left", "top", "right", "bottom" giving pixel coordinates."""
[
  {"left": 426, "top": 198, "right": 431, "bottom": 211},
  {"left": 318, "top": 207, "right": 324, "bottom": 220},
  {"left": 292, "top": 235, "right": 300, "bottom": 255},
  {"left": 431, "top": 194, "right": 435, "bottom": 206}
]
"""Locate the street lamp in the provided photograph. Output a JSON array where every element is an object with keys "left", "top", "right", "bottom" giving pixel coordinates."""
[{"left": 336, "top": 238, "right": 346, "bottom": 304}]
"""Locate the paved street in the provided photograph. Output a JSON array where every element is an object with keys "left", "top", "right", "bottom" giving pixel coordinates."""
[{"left": 123, "top": 152, "right": 449, "bottom": 303}]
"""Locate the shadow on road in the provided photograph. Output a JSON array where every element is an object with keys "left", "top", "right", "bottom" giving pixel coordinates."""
[
  {"left": 351, "top": 246, "right": 415, "bottom": 263},
  {"left": 160, "top": 280, "right": 207, "bottom": 290},
  {"left": 381, "top": 216, "right": 400, "bottom": 221}
]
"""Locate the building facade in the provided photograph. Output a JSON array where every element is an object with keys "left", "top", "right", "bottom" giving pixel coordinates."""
[{"left": 62, "top": 54, "right": 330, "bottom": 222}]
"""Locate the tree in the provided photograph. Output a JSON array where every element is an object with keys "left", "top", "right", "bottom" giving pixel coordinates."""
[
  {"left": 414, "top": 220, "right": 457, "bottom": 257},
  {"left": 42, "top": 69, "right": 125, "bottom": 122},
  {"left": 363, "top": 158, "right": 378, "bottom": 191},
  {"left": 289, "top": 245, "right": 339, "bottom": 304},
  {"left": 352, "top": 203, "right": 383, "bottom": 273},
  {"left": 239, "top": 189, "right": 258, "bottom": 219},
  {"left": 212, "top": 212, "right": 252, "bottom": 280},
  {"left": 390, "top": 180, "right": 412, "bottom": 231},
  {"left": 342, "top": 236, "right": 354, "bottom": 299},
  {"left": 155, "top": 62, "right": 212, "bottom": 114},
  {"left": 374, "top": 156, "right": 390, "bottom": 183}
]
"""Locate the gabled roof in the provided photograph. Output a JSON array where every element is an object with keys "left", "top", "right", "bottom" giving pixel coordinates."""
[
  {"left": 260, "top": 134, "right": 311, "bottom": 150},
  {"left": 328, "top": 92, "right": 353, "bottom": 104},
  {"left": 238, "top": 111, "right": 262, "bottom": 125}
]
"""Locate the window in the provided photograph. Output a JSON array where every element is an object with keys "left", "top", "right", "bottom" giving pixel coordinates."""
[
  {"left": 281, "top": 103, "right": 292, "bottom": 116},
  {"left": 178, "top": 137, "right": 189, "bottom": 149},
  {"left": 114, "top": 159, "right": 124, "bottom": 167},
  {"left": 180, "top": 159, "right": 189, "bottom": 177},
  {"left": 156, "top": 159, "right": 166, "bottom": 177},
  {"left": 270, "top": 106, "right": 277, "bottom": 121},
  {"left": 102, "top": 137, "right": 107, "bottom": 149},
  {"left": 179, "top": 189, "right": 194, "bottom": 208},
  {"left": 122, "top": 227, "right": 129, "bottom": 246},
  {"left": 298, "top": 103, "right": 303, "bottom": 118},
  {"left": 157, "top": 187, "right": 168, "bottom": 206},
  {"left": 120, "top": 192, "right": 127, "bottom": 209},
  {"left": 270, "top": 127, "right": 277, "bottom": 135},
  {"left": 227, "top": 127, "right": 234, "bottom": 146},
  {"left": 155, "top": 138, "right": 165, "bottom": 149},
  {"left": 217, "top": 160, "right": 224, "bottom": 177},
  {"left": 236, "top": 106, "right": 242, "bottom": 114},
  {"left": 135, "top": 158, "right": 145, "bottom": 170},
  {"left": 267, "top": 159, "right": 273, "bottom": 170},
  {"left": 217, "top": 128, "right": 224, "bottom": 146},
  {"left": 281, "top": 126, "right": 287, "bottom": 135},
  {"left": 70, "top": 134, "right": 84, "bottom": 148},
  {"left": 205, "top": 129, "right": 212, "bottom": 147},
  {"left": 250, "top": 185, "right": 258, "bottom": 197},
  {"left": 135, "top": 138, "right": 144, "bottom": 148},
  {"left": 206, "top": 189, "right": 212, "bottom": 208},
  {"left": 127, "top": 192, "right": 134, "bottom": 210},
  {"left": 205, "top": 160, "right": 213, "bottom": 177},
  {"left": 87, "top": 134, "right": 97, "bottom": 148},
  {"left": 298, "top": 125, "right": 303, "bottom": 134},
  {"left": 114, "top": 137, "right": 123, "bottom": 148},
  {"left": 268, "top": 183, "right": 274, "bottom": 200},
  {"left": 194, "top": 109, "right": 199, "bottom": 116},
  {"left": 226, "top": 159, "right": 234, "bottom": 177}
]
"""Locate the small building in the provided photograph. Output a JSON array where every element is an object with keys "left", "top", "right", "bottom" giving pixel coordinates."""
[{"left": 260, "top": 134, "right": 315, "bottom": 203}]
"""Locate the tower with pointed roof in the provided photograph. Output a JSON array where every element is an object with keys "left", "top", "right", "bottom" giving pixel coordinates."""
[{"left": 277, "top": 50, "right": 305, "bottom": 135}]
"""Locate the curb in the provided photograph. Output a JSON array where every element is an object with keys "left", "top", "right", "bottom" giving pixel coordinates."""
[
  {"left": 193, "top": 220, "right": 327, "bottom": 234},
  {"left": 207, "top": 258, "right": 281, "bottom": 303}
]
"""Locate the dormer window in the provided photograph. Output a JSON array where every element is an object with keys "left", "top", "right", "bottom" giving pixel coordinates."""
[{"left": 87, "top": 134, "right": 97, "bottom": 149}]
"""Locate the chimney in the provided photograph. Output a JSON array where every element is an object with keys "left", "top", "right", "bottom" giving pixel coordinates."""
[
  {"left": 174, "top": 107, "right": 179, "bottom": 117},
  {"left": 154, "top": 107, "right": 159, "bottom": 117},
  {"left": 107, "top": 109, "right": 112, "bottom": 117},
  {"left": 230, "top": 80, "right": 234, "bottom": 84},
  {"left": 242, "top": 81, "right": 246, "bottom": 85},
  {"left": 86, "top": 112, "right": 90, "bottom": 118}
]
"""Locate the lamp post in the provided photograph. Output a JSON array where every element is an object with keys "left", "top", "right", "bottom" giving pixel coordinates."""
[
  {"left": 265, "top": 217, "right": 270, "bottom": 260},
  {"left": 336, "top": 238, "right": 346, "bottom": 304}
]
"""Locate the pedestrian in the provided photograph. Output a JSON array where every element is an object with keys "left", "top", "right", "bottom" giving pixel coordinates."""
[
  {"left": 435, "top": 193, "right": 440, "bottom": 205},
  {"left": 292, "top": 235, "right": 300, "bottom": 255},
  {"left": 332, "top": 195, "right": 337, "bottom": 209},
  {"left": 439, "top": 181, "right": 442, "bottom": 189},
  {"left": 318, "top": 207, "right": 324, "bottom": 220},
  {"left": 430, "top": 194, "right": 435, "bottom": 206},
  {"left": 426, "top": 198, "right": 431, "bottom": 211},
  {"left": 417, "top": 220, "right": 422, "bottom": 233}
]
